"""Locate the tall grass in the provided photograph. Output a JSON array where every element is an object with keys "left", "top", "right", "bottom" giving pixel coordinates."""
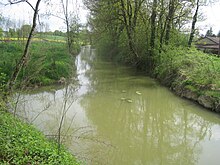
[{"left": 0, "top": 41, "right": 75, "bottom": 87}]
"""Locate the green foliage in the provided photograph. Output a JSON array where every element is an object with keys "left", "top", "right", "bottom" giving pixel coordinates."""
[
  {"left": 0, "top": 41, "right": 74, "bottom": 87},
  {"left": 20, "top": 24, "right": 32, "bottom": 38},
  {"left": 0, "top": 70, "right": 7, "bottom": 107},
  {"left": 0, "top": 27, "right": 3, "bottom": 38},
  {"left": 0, "top": 110, "right": 80, "bottom": 165},
  {"left": 0, "top": 42, "right": 23, "bottom": 81},
  {"left": 8, "top": 28, "right": 16, "bottom": 38},
  {"left": 95, "top": 33, "right": 119, "bottom": 59},
  {"left": 26, "top": 42, "right": 73, "bottom": 85},
  {"left": 86, "top": 0, "right": 196, "bottom": 68},
  {"left": 53, "top": 30, "right": 66, "bottom": 37},
  {"left": 154, "top": 46, "right": 220, "bottom": 98}
]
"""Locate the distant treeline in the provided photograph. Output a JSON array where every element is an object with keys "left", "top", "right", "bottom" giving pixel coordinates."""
[{"left": 0, "top": 25, "right": 67, "bottom": 38}]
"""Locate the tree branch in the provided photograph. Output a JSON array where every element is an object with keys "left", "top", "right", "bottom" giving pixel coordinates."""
[{"left": 8, "top": 0, "right": 35, "bottom": 11}]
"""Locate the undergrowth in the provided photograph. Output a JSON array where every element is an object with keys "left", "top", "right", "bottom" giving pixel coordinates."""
[
  {"left": 154, "top": 46, "right": 220, "bottom": 98},
  {"left": 0, "top": 109, "right": 80, "bottom": 165}
]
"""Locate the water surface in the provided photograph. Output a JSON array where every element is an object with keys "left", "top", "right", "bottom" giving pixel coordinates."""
[{"left": 16, "top": 46, "right": 220, "bottom": 165}]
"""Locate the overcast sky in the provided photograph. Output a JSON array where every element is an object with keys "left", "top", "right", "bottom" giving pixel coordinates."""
[
  {"left": 0, "top": 0, "right": 88, "bottom": 31},
  {"left": 198, "top": 1, "right": 220, "bottom": 34},
  {"left": 0, "top": 0, "right": 220, "bottom": 34}
]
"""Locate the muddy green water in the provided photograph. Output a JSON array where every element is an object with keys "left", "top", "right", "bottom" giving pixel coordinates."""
[{"left": 16, "top": 46, "right": 220, "bottom": 165}]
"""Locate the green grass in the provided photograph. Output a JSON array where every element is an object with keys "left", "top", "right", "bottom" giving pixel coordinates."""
[
  {"left": 154, "top": 46, "right": 220, "bottom": 98},
  {"left": 0, "top": 41, "right": 75, "bottom": 87},
  {"left": 0, "top": 109, "right": 80, "bottom": 165}
]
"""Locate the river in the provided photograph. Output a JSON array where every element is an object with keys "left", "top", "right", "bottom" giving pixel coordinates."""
[{"left": 15, "top": 46, "right": 220, "bottom": 165}]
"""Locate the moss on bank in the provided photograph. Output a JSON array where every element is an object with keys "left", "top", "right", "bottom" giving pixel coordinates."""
[{"left": 0, "top": 109, "right": 80, "bottom": 165}]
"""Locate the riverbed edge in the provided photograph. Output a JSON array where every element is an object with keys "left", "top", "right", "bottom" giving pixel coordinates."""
[{"left": 156, "top": 73, "right": 220, "bottom": 113}]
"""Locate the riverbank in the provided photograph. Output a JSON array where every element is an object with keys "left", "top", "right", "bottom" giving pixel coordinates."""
[
  {"left": 0, "top": 108, "right": 80, "bottom": 164},
  {"left": 0, "top": 41, "right": 75, "bottom": 87},
  {"left": 154, "top": 46, "right": 220, "bottom": 112},
  {"left": 96, "top": 44, "right": 220, "bottom": 112},
  {"left": 0, "top": 40, "right": 81, "bottom": 164}
]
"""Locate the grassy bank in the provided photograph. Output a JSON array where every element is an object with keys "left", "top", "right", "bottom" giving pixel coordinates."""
[
  {"left": 0, "top": 109, "right": 80, "bottom": 164},
  {"left": 0, "top": 41, "right": 75, "bottom": 87},
  {"left": 0, "top": 40, "right": 81, "bottom": 163},
  {"left": 154, "top": 46, "right": 220, "bottom": 111}
]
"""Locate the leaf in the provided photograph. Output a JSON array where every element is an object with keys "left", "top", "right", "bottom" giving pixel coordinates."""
[
  {"left": 126, "top": 99, "right": 132, "bottom": 103},
  {"left": 135, "top": 91, "right": 141, "bottom": 95},
  {"left": 120, "top": 97, "right": 126, "bottom": 101}
]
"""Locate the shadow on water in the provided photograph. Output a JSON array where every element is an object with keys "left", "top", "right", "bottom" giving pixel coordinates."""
[{"left": 14, "top": 46, "right": 220, "bottom": 165}]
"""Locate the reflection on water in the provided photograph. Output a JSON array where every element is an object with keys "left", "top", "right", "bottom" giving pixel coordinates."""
[{"left": 15, "top": 46, "right": 220, "bottom": 165}]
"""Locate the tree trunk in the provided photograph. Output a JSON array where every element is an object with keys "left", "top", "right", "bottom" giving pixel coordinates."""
[
  {"left": 188, "top": 0, "right": 200, "bottom": 47},
  {"left": 158, "top": 0, "right": 166, "bottom": 51},
  {"left": 7, "top": 0, "right": 42, "bottom": 92},
  {"left": 165, "top": 0, "right": 176, "bottom": 45},
  {"left": 150, "top": 0, "right": 157, "bottom": 49},
  {"left": 61, "top": 0, "right": 72, "bottom": 54},
  {"left": 120, "top": 0, "right": 143, "bottom": 60}
]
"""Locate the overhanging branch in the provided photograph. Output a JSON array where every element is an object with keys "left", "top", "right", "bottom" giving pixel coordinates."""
[{"left": 8, "top": 0, "right": 35, "bottom": 11}]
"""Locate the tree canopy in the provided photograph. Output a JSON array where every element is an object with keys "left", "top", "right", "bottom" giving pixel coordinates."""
[{"left": 84, "top": 0, "right": 201, "bottom": 69}]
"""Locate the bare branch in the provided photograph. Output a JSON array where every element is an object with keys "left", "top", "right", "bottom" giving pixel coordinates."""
[
  {"left": 25, "top": 0, "right": 35, "bottom": 11},
  {"left": 8, "top": 0, "right": 35, "bottom": 11},
  {"left": 49, "top": 13, "right": 66, "bottom": 21},
  {"left": 8, "top": 0, "right": 26, "bottom": 5}
]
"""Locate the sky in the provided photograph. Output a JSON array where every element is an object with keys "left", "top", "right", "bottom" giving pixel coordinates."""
[
  {"left": 198, "top": 1, "right": 220, "bottom": 34},
  {"left": 0, "top": 0, "right": 220, "bottom": 35},
  {"left": 0, "top": 0, "right": 89, "bottom": 31}
]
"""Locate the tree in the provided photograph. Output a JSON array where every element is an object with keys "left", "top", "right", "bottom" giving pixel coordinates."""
[
  {"left": 150, "top": 0, "right": 158, "bottom": 50},
  {"left": 60, "top": 0, "right": 72, "bottom": 53},
  {"left": 0, "top": 27, "right": 3, "bottom": 38},
  {"left": 217, "top": 30, "right": 220, "bottom": 37},
  {"left": 54, "top": 30, "right": 65, "bottom": 36},
  {"left": 165, "top": 0, "right": 177, "bottom": 45},
  {"left": 84, "top": 0, "right": 125, "bottom": 56},
  {"left": 45, "top": 0, "right": 80, "bottom": 54},
  {"left": 20, "top": 24, "right": 32, "bottom": 38},
  {"left": 7, "top": 0, "right": 42, "bottom": 92},
  {"left": 205, "top": 27, "right": 213, "bottom": 37},
  {"left": 119, "top": 0, "right": 144, "bottom": 60},
  {"left": 69, "top": 17, "right": 80, "bottom": 54},
  {"left": 188, "top": 0, "right": 200, "bottom": 47},
  {"left": 0, "top": 15, "right": 5, "bottom": 38},
  {"left": 8, "top": 28, "right": 16, "bottom": 37},
  {"left": 84, "top": 0, "right": 197, "bottom": 70}
]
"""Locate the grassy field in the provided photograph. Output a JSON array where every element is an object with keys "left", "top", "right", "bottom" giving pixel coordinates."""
[
  {"left": 0, "top": 35, "right": 66, "bottom": 43},
  {"left": 34, "top": 34, "right": 66, "bottom": 43}
]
